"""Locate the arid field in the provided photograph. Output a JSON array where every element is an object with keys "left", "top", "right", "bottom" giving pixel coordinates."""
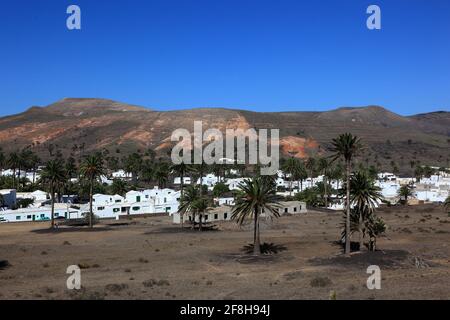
[{"left": 0, "top": 204, "right": 449, "bottom": 300}]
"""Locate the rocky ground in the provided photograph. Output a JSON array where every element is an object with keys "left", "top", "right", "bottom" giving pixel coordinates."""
[{"left": 0, "top": 204, "right": 449, "bottom": 300}]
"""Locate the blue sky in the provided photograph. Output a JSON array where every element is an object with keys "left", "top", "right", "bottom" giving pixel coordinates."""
[{"left": 1, "top": 0, "right": 449, "bottom": 116}]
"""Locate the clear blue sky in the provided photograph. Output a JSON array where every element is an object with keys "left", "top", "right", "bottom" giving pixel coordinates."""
[{"left": 1, "top": 0, "right": 449, "bottom": 116}]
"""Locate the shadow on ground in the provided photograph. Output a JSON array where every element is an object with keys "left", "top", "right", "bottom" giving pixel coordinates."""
[
  {"left": 0, "top": 260, "right": 11, "bottom": 270},
  {"left": 309, "top": 249, "right": 413, "bottom": 269},
  {"left": 31, "top": 227, "right": 113, "bottom": 234}
]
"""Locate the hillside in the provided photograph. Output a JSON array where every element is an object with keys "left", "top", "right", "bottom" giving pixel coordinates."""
[{"left": 0, "top": 98, "right": 449, "bottom": 174}]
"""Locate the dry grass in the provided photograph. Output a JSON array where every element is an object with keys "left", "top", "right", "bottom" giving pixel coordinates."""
[{"left": 0, "top": 204, "right": 449, "bottom": 300}]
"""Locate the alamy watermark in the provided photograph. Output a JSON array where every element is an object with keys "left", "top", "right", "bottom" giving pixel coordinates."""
[
  {"left": 170, "top": 121, "right": 280, "bottom": 175},
  {"left": 66, "top": 265, "right": 81, "bottom": 290},
  {"left": 366, "top": 265, "right": 381, "bottom": 290}
]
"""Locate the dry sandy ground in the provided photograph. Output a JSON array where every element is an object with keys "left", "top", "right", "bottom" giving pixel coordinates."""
[{"left": 0, "top": 204, "right": 449, "bottom": 300}]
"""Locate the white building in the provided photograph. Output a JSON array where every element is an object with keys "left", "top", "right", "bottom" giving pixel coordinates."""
[
  {"left": 173, "top": 177, "right": 192, "bottom": 185},
  {"left": 0, "top": 203, "right": 83, "bottom": 223},
  {"left": 92, "top": 187, "right": 181, "bottom": 219},
  {"left": 214, "top": 197, "right": 235, "bottom": 206},
  {"left": 16, "top": 190, "right": 48, "bottom": 207},
  {"left": 172, "top": 201, "right": 307, "bottom": 224},
  {"left": 111, "top": 170, "right": 132, "bottom": 179}
]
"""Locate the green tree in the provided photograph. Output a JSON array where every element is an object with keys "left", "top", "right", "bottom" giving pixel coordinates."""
[
  {"left": 178, "top": 185, "right": 201, "bottom": 229},
  {"left": 317, "top": 157, "right": 331, "bottom": 208},
  {"left": 40, "top": 159, "right": 67, "bottom": 229},
  {"left": 231, "top": 177, "right": 280, "bottom": 255},
  {"left": 7, "top": 152, "right": 20, "bottom": 189},
  {"left": 29, "top": 153, "right": 41, "bottom": 184},
  {"left": 329, "top": 133, "right": 362, "bottom": 254},
  {"left": 170, "top": 162, "right": 190, "bottom": 197},
  {"left": 281, "top": 157, "right": 300, "bottom": 196},
  {"left": 366, "top": 215, "right": 386, "bottom": 251},
  {"left": 397, "top": 184, "right": 413, "bottom": 205},
  {"left": 295, "top": 187, "right": 322, "bottom": 207},
  {"left": 0, "top": 148, "right": 5, "bottom": 171},
  {"left": 153, "top": 162, "right": 170, "bottom": 188},
  {"left": 80, "top": 154, "right": 106, "bottom": 228},
  {"left": 110, "top": 179, "right": 128, "bottom": 196},
  {"left": 124, "top": 153, "right": 143, "bottom": 185},
  {"left": 212, "top": 182, "right": 230, "bottom": 198},
  {"left": 305, "top": 157, "right": 317, "bottom": 188},
  {"left": 348, "top": 171, "right": 383, "bottom": 250}
]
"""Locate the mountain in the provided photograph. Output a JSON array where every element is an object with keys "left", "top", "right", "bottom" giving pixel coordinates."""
[{"left": 0, "top": 98, "right": 449, "bottom": 174}]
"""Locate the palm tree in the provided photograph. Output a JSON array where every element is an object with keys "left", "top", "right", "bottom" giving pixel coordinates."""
[
  {"left": 192, "top": 160, "right": 207, "bottom": 195},
  {"left": 281, "top": 157, "right": 299, "bottom": 196},
  {"left": 293, "top": 161, "right": 308, "bottom": 193},
  {"left": 231, "top": 177, "right": 280, "bottom": 255},
  {"left": 80, "top": 154, "right": 105, "bottom": 228},
  {"left": 191, "top": 198, "right": 209, "bottom": 231},
  {"left": 40, "top": 159, "right": 66, "bottom": 229},
  {"left": 7, "top": 152, "right": 20, "bottom": 189},
  {"left": 153, "top": 162, "right": 169, "bottom": 188},
  {"left": 305, "top": 157, "right": 316, "bottom": 187},
  {"left": 29, "top": 153, "right": 41, "bottom": 184},
  {"left": 171, "top": 162, "right": 190, "bottom": 197},
  {"left": 124, "top": 153, "right": 143, "bottom": 185},
  {"left": 329, "top": 133, "right": 362, "bottom": 254},
  {"left": 0, "top": 148, "right": 5, "bottom": 172},
  {"left": 349, "top": 171, "right": 383, "bottom": 250},
  {"left": 317, "top": 157, "right": 331, "bottom": 208},
  {"left": 178, "top": 185, "right": 201, "bottom": 229},
  {"left": 398, "top": 184, "right": 413, "bottom": 205},
  {"left": 111, "top": 179, "right": 128, "bottom": 196}
]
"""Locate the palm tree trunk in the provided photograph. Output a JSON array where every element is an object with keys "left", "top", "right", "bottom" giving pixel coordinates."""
[
  {"left": 289, "top": 176, "right": 293, "bottom": 196},
  {"left": 199, "top": 213, "right": 203, "bottom": 231},
  {"left": 191, "top": 213, "right": 196, "bottom": 230},
  {"left": 18, "top": 166, "right": 21, "bottom": 189},
  {"left": 358, "top": 211, "right": 363, "bottom": 251},
  {"left": 50, "top": 186, "right": 55, "bottom": 229},
  {"left": 12, "top": 168, "right": 16, "bottom": 189},
  {"left": 180, "top": 174, "right": 184, "bottom": 228},
  {"left": 253, "top": 206, "right": 261, "bottom": 255},
  {"left": 89, "top": 178, "right": 94, "bottom": 228},
  {"left": 345, "top": 160, "right": 351, "bottom": 255},
  {"left": 324, "top": 175, "right": 328, "bottom": 208}
]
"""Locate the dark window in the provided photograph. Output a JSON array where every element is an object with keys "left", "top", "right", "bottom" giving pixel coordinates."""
[
  {"left": 294, "top": 207, "right": 297, "bottom": 212},
  {"left": 16, "top": 216, "right": 21, "bottom": 220},
  {"left": 284, "top": 208, "right": 288, "bottom": 213},
  {"left": 214, "top": 214, "right": 218, "bottom": 219},
  {"left": 136, "top": 196, "right": 141, "bottom": 202},
  {"left": 204, "top": 215, "right": 208, "bottom": 221},
  {"left": 27, "top": 215, "right": 32, "bottom": 219},
  {"left": 224, "top": 213, "right": 228, "bottom": 219}
]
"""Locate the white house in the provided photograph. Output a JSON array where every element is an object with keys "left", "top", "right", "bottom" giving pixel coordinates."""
[
  {"left": 173, "top": 177, "right": 192, "bottom": 185},
  {"left": 16, "top": 190, "right": 48, "bottom": 207},
  {"left": 111, "top": 170, "right": 132, "bottom": 179},
  {"left": 214, "top": 197, "right": 235, "bottom": 206},
  {"left": 92, "top": 187, "right": 181, "bottom": 219},
  {"left": 172, "top": 201, "right": 307, "bottom": 224},
  {"left": 0, "top": 203, "right": 83, "bottom": 223}
]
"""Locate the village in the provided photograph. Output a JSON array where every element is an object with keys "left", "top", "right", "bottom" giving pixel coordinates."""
[{"left": 1, "top": 161, "right": 449, "bottom": 224}]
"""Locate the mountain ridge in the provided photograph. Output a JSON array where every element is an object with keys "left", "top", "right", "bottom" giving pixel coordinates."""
[{"left": 0, "top": 98, "right": 449, "bottom": 173}]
